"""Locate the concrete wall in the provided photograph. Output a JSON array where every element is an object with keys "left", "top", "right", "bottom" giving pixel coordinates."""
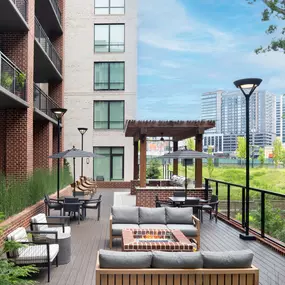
[{"left": 64, "top": 0, "right": 137, "bottom": 181}]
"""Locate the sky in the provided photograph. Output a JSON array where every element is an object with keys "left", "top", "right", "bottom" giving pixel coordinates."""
[{"left": 137, "top": 0, "right": 285, "bottom": 120}]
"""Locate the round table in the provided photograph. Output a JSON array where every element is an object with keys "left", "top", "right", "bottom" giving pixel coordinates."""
[{"left": 47, "top": 232, "right": 71, "bottom": 265}]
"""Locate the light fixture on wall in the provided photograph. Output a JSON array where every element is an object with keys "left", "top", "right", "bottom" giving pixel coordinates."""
[{"left": 160, "top": 133, "right": 164, "bottom": 142}]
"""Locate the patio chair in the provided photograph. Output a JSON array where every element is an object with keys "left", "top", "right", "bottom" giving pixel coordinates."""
[
  {"left": 44, "top": 194, "right": 63, "bottom": 216},
  {"left": 155, "top": 195, "right": 174, "bottom": 208},
  {"left": 173, "top": 191, "right": 185, "bottom": 197},
  {"left": 6, "top": 227, "right": 59, "bottom": 282},
  {"left": 82, "top": 194, "right": 102, "bottom": 221},
  {"left": 30, "top": 213, "right": 71, "bottom": 242},
  {"left": 63, "top": 197, "right": 81, "bottom": 224},
  {"left": 202, "top": 195, "right": 219, "bottom": 222},
  {"left": 180, "top": 198, "right": 202, "bottom": 220}
]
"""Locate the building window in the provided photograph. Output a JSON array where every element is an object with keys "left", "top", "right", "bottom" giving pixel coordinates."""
[
  {"left": 93, "top": 147, "right": 124, "bottom": 181},
  {"left": 94, "top": 62, "right": 124, "bottom": 90},
  {"left": 94, "top": 24, "right": 125, "bottom": 53},
  {"left": 94, "top": 101, "right": 124, "bottom": 129},
  {"left": 95, "top": 0, "right": 125, "bottom": 15}
]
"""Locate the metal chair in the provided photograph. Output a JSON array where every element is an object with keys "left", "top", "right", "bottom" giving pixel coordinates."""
[
  {"left": 44, "top": 194, "right": 63, "bottom": 216},
  {"left": 63, "top": 198, "right": 81, "bottom": 224},
  {"left": 181, "top": 198, "right": 202, "bottom": 220},
  {"left": 173, "top": 191, "right": 185, "bottom": 197},
  {"left": 202, "top": 195, "right": 219, "bottom": 222},
  {"left": 82, "top": 194, "right": 102, "bottom": 221},
  {"left": 155, "top": 195, "right": 174, "bottom": 208}
]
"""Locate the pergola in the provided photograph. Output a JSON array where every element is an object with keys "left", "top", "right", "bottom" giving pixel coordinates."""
[{"left": 125, "top": 120, "right": 216, "bottom": 187}]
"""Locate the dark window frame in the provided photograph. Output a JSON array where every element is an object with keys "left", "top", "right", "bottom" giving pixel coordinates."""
[
  {"left": 94, "top": 0, "right": 125, "bottom": 15},
  {"left": 94, "top": 24, "right": 125, "bottom": 53},
  {"left": 93, "top": 100, "right": 125, "bottom": 130},
  {"left": 94, "top": 62, "right": 125, "bottom": 91},
  {"left": 93, "top": 146, "right": 124, "bottom": 181}
]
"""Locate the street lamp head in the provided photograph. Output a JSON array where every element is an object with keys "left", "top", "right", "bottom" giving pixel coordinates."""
[
  {"left": 78, "top": 127, "right": 88, "bottom": 135},
  {"left": 233, "top": 78, "right": 262, "bottom": 97},
  {"left": 51, "top": 108, "right": 67, "bottom": 119}
]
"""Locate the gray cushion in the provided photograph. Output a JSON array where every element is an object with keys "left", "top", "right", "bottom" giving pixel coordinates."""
[
  {"left": 152, "top": 251, "right": 203, "bottom": 268},
  {"left": 99, "top": 250, "right": 152, "bottom": 268},
  {"left": 112, "top": 224, "right": 140, "bottom": 236},
  {"left": 202, "top": 250, "right": 254, "bottom": 268},
  {"left": 166, "top": 207, "right": 193, "bottom": 224},
  {"left": 139, "top": 207, "right": 166, "bottom": 224},
  {"left": 166, "top": 224, "right": 198, "bottom": 237},
  {"left": 112, "top": 206, "right": 139, "bottom": 224},
  {"left": 139, "top": 224, "right": 168, "bottom": 230}
]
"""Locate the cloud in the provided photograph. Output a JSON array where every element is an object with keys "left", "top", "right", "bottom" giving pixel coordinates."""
[{"left": 160, "top": 60, "right": 181, "bottom": 69}]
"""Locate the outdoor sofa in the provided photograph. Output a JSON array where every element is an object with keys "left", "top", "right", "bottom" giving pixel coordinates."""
[
  {"left": 109, "top": 206, "right": 200, "bottom": 249},
  {"left": 96, "top": 249, "right": 259, "bottom": 285}
]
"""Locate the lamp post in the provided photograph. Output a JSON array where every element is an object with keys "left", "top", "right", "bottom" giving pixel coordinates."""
[
  {"left": 251, "top": 128, "right": 256, "bottom": 168},
  {"left": 78, "top": 127, "right": 88, "bottom": 176},
  {"left": 234, "top": 78, "right": 262, "bottom": 240},
  {"left": 51, "top": 108, "right": 67, "bottom": 199}
]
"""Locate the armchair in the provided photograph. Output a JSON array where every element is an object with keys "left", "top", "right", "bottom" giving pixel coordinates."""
[
  {"left": 44, "top": 194, "right": 63, "bottom": 216},
  {"left": 6, "top": 227, "right": 59, "bottom": 282},
  {"left": 202, "top": 195, "right": 219, "bottom": 222},
  {"left": 82, "top": 194, "right": 102, "bottom": 221}
]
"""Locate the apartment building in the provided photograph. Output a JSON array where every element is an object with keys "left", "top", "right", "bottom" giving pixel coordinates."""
[
  {"left": 64, "top": 0, "right": 137, "bottom": 183},
  {"left": 0, "top": 0, "right": 65, "bottom": 178}
]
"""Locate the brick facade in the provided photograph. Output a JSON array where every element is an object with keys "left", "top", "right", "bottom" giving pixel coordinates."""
[
  {"left": 96, "top": 181, "right": 131, "bottom": 188},
  {"left": 131, "top": 179, "right": 173, "bottom": 195},
  {"left": 0, "top": 185, "right": 72, "bottom": 247},
  {"left": 136, "top": 188, "right": 212, "bottom": 208}
]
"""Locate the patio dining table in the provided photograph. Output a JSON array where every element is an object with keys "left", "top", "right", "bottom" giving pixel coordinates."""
[{"left": 169, "top": 196, "right": 208, "bottom": 204}]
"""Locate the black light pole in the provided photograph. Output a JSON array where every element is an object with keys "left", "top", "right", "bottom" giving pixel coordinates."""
[
  {"left": 234, "top": 78, "right": 262, "bottom": 240},
  {"left": 78, "top": 127, "right": 88, "bottom": 176},
  {"left": 51, "top": 108, "right": 67, "bottom": 199}
]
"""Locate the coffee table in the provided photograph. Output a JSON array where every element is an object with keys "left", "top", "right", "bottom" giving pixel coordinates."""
[{"left": 122, "top": 229, "right": 197, "bottom": 252}]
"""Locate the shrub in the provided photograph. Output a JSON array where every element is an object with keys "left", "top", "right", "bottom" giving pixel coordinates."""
[{"left": 146, "top": 159, "right": 161, "bottom": 179}]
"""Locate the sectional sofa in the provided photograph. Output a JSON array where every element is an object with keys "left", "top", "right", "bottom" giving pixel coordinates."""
[
  {"left": 96, "top": 249, "right": 259, "bottom": 285},
  {"left": 109, "top": 206, "right": 200, "bottom": 249}
]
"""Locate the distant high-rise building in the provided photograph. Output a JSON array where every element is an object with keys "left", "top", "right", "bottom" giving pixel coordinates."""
[{"left": 276, "top": 95, "right": 283, "bottom": 141}]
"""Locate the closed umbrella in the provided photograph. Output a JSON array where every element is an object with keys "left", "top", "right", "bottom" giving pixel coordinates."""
[
  {"left": 159, "top": 149, "right": 213, "bottom": 198},
  {"left": 49, "top": 146, "right": 104, "bottom": 196}
]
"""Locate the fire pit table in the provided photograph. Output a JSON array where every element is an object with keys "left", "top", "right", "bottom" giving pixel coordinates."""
[{"left": 122, "top": 229, "right": 197, "bottom": 252}]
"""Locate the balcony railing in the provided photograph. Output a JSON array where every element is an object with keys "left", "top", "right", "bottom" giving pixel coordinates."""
[
  {"left": 34, "top": 84, "right": 60, "bottom": 120},
  {"left": 12, "top": 0, "right": 27, "bottom": 21},
  {"left": 34, "top": 17, "right": 62, "bottom": 74},
  {"left": 205, "top": 178, "right": 285, "bottom": 249},
  {"left": 0, "top": 51, "right": 26, "bottom": 100},
  {"left": 50, "top": 0, "right": 62, "bottom": 24}
]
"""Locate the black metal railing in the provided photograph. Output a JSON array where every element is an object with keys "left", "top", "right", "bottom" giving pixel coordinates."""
[
  {"left": 50, "top": 0, "right": 62, "bottom": 24},
  {"left": 0, "top": 51, "right": 26, "bottom": 100},
  {"left": 34, "top": 17, "right": 62, "bottom": 74},
  {"left": 205, "top": 178, "right": 285, "bottom": 248},
  {"left": 33, "top": 84, "right": 60, "bottom": 120},
  {"left": 12, "top": 0, "right": 27, "bottom": 21}
]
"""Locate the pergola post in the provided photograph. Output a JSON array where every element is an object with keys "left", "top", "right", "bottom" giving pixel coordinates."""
[
  {"left": 173, "top": 141, "right": 178, "bottom": 175},
  {"left": 139, "top": 135, "right": 146, "bottom": 187},
  {"left": 195, "top": 134, "right": 203, "bottom": 188},
  {"left": 133, "top": 140, "right": 139, "bottom": 180}
]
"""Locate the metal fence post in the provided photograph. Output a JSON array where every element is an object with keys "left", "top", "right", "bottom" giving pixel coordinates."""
[
  {"left": 227, "top": 184, "right": 230, "bottom": 220},
  {"left": 261, "top": 192, "right": 265, "bottom": 238},
  {"left": 242, "top": 187, "right": 245, "bottom": 227}
]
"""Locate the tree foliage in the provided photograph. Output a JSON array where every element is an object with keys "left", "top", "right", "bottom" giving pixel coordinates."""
[
  {"left": 207, "top": 146, "right": 214, "bottom": 178},
  {"left": 247, "top": 0, "right": 285, "bottom": 53},
  {"left": 272, "top": 138, "right": 283, "bottom": 167},
  {"left": 185, "top": 138, "right": 195, "bottom": 150},
  {"left": 146, "top": 159, "right": 161, "bottom": 179},
  {"left": 0, "top": 213, "right": 38, "bottom": 285},
  {"left": 258, "top": 147, "right": 265, "bottom": 167},
  {"left": 236, "top": 137, "right": 246, "bottom": 161}
]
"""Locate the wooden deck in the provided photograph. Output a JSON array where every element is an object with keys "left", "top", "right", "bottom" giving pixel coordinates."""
[{"left": 37, "top": 189, "right": 285, "bottom": 285}]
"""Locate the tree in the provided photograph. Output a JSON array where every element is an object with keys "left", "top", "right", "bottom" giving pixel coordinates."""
[
  {"left": 0, "top": 213, "right": 38, "bottom": 284},
  {"left": 258, "top": 147, "right": 265, "bottom": 167},
  {"left": 272, "top": 138, "right": 283, "bottom": 167},
  {"left": 146, "top": 159, "right": 161, "bottom": 179},
  {"left": 185, "top": 138, "right": 195, "bottom": 150},
  {"left": 247, "top": 0, "right": 285, "bottom": 53},
  {"left": 207, "top": 146, "right": 214, "bottom": 178},
  {"left": 236, "top": 137, "right": 246, "bottom": 163}
]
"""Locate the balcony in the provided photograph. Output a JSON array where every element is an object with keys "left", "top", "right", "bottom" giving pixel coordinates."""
[
  {"left": 33, "top": 84, "right": 60, "bottom": 123},
  {"left": 35, "top": 0, "right": 62, "bottom": 38},
  {"left": 34, "top": 17, "right": 62, "bottom": 83},
  {"left": 0, "top": 51, "right": 28, "bottom": 109},
  {"left": 0, "top": 0, "right": 28, "bottom": 32}
]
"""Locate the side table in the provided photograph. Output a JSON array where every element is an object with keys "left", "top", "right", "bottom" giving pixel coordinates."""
[{"left": 47, "top": 232, "right": 71, "bottom": 265}]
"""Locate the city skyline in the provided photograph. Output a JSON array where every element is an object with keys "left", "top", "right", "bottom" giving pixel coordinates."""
[{"left": 138, "top": 0, "right": 285, "bottom": 120}]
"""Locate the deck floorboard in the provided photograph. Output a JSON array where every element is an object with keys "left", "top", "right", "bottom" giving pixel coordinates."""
[{"left": 36, "top": 189, "right": 285, "bottom": 285}]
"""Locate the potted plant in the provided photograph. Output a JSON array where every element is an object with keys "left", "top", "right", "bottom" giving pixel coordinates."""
[{"left": 1, "top": 72, "right": 13, "bottom": 91}]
